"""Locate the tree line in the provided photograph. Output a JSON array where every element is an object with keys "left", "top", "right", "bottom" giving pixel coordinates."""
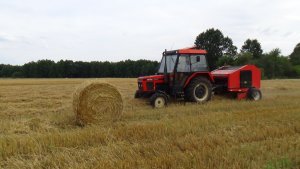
[
  {"left": 0, "top": 60, "right": 159, "bottom": 78},
  {"left": 1, "top": 28, "right": 300, "bottom": 79}
]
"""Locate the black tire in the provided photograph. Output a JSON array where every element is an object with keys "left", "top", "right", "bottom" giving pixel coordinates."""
[
  {"left": 184, "top": 77, "right": 212, "bottom": 103},
  {"left": 134, "top": 90, "right": 141, "bottom": 98},
  {"left": 150, "top": 93, "right": 167, "bottom": 108},
  {"left": 248, "top": 88, "right": 262, "bottom": 101}
]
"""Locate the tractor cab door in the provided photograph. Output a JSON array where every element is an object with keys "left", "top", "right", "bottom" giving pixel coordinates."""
[{"left": 174, "top": 55, "right": 190, "bottom": 88}]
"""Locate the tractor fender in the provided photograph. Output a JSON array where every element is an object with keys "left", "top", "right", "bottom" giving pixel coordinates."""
[
  {"left": 183, "top": 72, "right": 214, "bottom": 88},
  {"left": 153, "top": 90, "right": 170, "bottom": 101}
]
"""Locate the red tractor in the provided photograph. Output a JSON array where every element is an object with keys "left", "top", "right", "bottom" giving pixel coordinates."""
[{"left": 135, "top": 47, "right": 262, "bottom": 108}]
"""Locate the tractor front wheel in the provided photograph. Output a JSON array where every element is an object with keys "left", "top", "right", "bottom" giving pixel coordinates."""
[
  {"left": 134, "top": 90, "right": 141, "bottom": 98},
  {"left": 185, "top": 77, "right": 212, "bottom": 103},
  {"left": 150, "top": 93, "right": 167, "bottom": 108}
]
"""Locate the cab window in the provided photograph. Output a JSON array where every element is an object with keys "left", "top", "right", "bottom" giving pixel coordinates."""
[
  {"left": 190, "top": 55, "right": 208, "bottom": 71},
  {"left": 177, "top": 55, "right": 190, "bottom": 72},
  {"left": 158, "top": 55, "right": 177, "bottom": 73}
]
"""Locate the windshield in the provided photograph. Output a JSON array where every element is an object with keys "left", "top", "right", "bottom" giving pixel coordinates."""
[{"left": 158, "top": 55, "right": 177, "bottom": 73}]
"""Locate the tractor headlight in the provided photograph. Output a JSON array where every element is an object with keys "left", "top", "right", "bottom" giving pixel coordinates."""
[{"left": 138, "top": 82, "right": 142, "bottom": 89}]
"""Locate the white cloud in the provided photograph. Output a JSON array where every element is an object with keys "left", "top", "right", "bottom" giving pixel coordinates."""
[{"left": 0, "top": 0, "right": 299, "bottom": 64}]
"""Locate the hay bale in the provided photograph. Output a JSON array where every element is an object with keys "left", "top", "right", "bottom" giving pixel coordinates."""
[{"left": 73, "top": 81, "right": 123, "bottom": 126}]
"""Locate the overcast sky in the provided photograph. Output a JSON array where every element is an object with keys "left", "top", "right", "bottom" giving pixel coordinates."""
[{"left": 0, "top": 0, "right": 299, "bottom": 65}]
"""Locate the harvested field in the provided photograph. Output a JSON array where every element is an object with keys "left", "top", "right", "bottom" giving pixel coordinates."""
[{"left": 0, "top": 78, "right": 299, "bottom": 169}]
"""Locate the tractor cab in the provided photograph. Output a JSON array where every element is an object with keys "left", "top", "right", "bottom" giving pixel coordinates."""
[
  {"left": 158, "top": 48, "right": 210, "bottom": 93},
  {"left": 158, "top": 48, "right": 208, "bottom": 74}
]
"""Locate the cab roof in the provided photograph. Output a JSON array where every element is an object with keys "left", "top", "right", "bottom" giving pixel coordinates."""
[
  {"left": 164, "top": 46, "right": 207, "bottom": 55},
  {"left": 178, "top": 46, "right": 207, "bottom": 54}
]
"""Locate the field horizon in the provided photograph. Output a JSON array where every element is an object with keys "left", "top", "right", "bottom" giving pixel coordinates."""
[{"left": 0, "top": 78, "right": 299, "bottom": 169}]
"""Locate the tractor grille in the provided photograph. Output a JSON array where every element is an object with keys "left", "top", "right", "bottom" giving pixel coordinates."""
[
  {"left": 138, "top": 82, "right": 142, "bottom": 90},
  {"left": 146, "top": 82, "right": 154, "bottom": 90}
]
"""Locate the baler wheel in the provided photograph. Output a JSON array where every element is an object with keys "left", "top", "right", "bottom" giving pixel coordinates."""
[
  {"left": 248, "top": 88, "right": 262, "bottom": 101},
  {"left": 185, "top": 77, "right": 212, "bottom": 103}
]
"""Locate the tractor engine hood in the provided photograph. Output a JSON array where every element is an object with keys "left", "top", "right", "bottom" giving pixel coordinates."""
[{"left": 138, "top": 75, "right": 164, "bottom": 82}]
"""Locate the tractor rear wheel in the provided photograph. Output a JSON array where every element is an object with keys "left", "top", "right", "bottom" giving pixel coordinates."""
[
  {"left": 185, "top": 77, "right": 212, "bottom": 103},
  {"left": 248, "top": 88, "right": 262, "bottom": 101},
  {"left": 150, "top": 93, "right": 167, "bottom": 108}
]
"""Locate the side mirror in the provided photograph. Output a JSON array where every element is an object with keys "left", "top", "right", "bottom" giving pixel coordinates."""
[{"left": 196, "top": 56, "right": 201, "bottom": 62}]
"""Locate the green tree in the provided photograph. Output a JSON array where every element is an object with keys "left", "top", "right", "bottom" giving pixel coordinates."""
[
  {"left": 290, "top": 43, "right": 300, "bottom": 65},
  {"left": 23, "top": 62, "right": 37, "bottom": 77},
  {"left": 216, "top": 55, "right": 235, "bottom": 67},
  {"left": 36, "top": 60, "right": 55, "bottom": 78},
  {"left": 234, "top": 52, "right": 254, "bottom": 65},
  {"left": 12, "top": 71, "right": 24, "bottom": 78},
  {"left": 195, "top": 28, "right": 237, "bottom": 70},
  {"left": 241, "top": 39, "right": 263, "bottom": 59},
  {"left": 0, "top": 64, "right": 21, "bottom": 77},
  {"left": 259, "top": 49, "right": 295, "bottom": 78},
  {"left": 56, "top": 60, "right": 76, "bottom": 78},
  {"left": 292, "top": 65, "right": 300, "bottom": 77}
]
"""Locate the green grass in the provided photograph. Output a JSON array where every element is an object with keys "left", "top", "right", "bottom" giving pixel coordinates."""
[{"left": 264, "top": 157, "right": 294, "bottom": 169}]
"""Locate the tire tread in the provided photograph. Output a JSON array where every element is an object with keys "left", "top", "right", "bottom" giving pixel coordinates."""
[{"left": 184, "top": 77, "right": 212, "bottom": 102}]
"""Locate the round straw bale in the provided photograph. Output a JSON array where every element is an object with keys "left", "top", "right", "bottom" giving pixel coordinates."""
[{"left": 73, "top": 81, "right": 123, "bottom": 126}]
